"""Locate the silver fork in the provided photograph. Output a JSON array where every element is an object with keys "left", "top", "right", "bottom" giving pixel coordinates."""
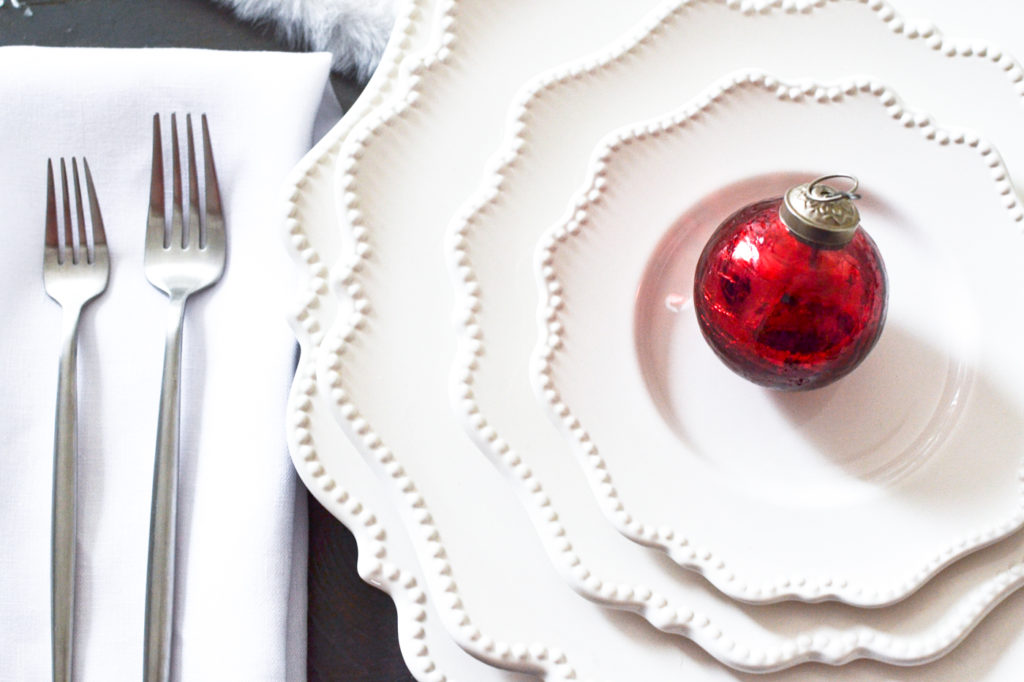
[
  {"left": 143, "top": 113, "right": 225, "bottom": 682},
  {"left": 43, "top": 157, "right": 110, "bottom": 682}
]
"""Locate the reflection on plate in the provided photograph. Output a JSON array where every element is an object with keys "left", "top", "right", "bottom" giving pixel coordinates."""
[
  {"left": 637, "top": 175, "right": 967, "bottom": 492},
  {"left": 534, "top": 72, "right": 1024, "bottom": 607}
]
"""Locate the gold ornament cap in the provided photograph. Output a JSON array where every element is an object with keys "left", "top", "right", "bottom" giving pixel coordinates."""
[{"left": 779, "top": 174, "right": 861, "bottom": 248}]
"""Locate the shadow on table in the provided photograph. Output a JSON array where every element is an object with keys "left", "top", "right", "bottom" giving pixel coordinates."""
[{"left": 308, "top": 492, "right": 415, "bottom": 682}]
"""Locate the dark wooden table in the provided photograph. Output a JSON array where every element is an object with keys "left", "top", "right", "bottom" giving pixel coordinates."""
[{"left": 0, "top": 1, "right": 413, "bottom": 679}]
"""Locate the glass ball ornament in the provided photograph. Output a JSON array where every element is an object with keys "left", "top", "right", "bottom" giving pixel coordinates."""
[{"left": 693, "top": 175, "right": 888, "bottom": 391}]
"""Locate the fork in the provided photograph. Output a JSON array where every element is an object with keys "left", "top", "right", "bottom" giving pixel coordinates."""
[
  {"left": 43, "top": 157, "right": 110, "bottom": 682},
  {"left": 143, "top": 113, "right": 225, "bottom": 682}
]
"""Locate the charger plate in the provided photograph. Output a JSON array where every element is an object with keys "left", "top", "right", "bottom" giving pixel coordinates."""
[
  {"left": 305, "top": 0, "right": 1024, "bottom": 677},
  {"left": 284, "top": 0, "right": 529, "bottom": 678},
  {"left": 287, "top": 0, "right": 1024, "bottom": 678}
]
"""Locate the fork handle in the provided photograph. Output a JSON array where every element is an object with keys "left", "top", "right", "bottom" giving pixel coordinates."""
[
  {"left": 52, "top": 305, "right": 81, "bottom": 682},
  {"left": 143, "top": 294, "right": 187, "bottom": 682}
]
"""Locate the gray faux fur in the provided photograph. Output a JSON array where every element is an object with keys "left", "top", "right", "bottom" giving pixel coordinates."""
[{"left": 215, "top": 0, "right": 398, "bottom": 81}]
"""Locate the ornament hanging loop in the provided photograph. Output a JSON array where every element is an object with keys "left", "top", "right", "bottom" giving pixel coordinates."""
[{"left": 807, "top": 174, "right": 861, "bottom": 202}]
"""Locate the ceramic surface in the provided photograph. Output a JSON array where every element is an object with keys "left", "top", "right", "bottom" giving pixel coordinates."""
[
  {"left": 531, "top": 73, "right": 1024, "bottom": 607},
  {"left": 284, "top": 0, "right": 531, "bottom": 678},
  {"left": 286, "top": 0, "right": 1024, "bottom": 678},
  {"left": 449, "top": 0, "right": 1024, "bottom": 608}
]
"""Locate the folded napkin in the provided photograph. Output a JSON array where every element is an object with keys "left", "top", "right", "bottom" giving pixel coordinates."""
[{"left": 0, "top": 47, "right": 337, "bottom": 680}]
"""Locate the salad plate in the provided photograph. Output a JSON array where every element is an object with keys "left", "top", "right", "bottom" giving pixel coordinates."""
[{"left": 532, "top": 72, "right": 1024, "bottom": 608}]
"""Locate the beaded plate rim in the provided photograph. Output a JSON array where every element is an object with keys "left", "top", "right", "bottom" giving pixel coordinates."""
[{"left": 296, "top": 0, "right": 1024, "bottom": 677}]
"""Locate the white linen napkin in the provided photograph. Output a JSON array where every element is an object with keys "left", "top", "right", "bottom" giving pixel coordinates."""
[{"left": 0, "top": 46, "right": 337, "bottom": 681}]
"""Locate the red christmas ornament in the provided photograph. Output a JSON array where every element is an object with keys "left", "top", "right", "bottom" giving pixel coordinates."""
[{"left": 693, "top": 175, "right": 887, "bottom": 391}]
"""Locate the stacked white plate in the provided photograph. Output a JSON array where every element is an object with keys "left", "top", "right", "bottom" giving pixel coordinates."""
[{"left": 282, "top": 0, "right": 1024, "bottom": 679}]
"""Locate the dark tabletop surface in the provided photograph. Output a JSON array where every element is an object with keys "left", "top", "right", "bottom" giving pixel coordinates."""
[{"left": 0, "top": 1, "right": 412, "bottom": 680}]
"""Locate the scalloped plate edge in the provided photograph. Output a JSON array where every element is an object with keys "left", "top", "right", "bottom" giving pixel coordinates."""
[
  {"left": 312, "top": 0, "right": 1024, "bottom": 675},
  {"left": 446, "top": 0, "right": 1024, "bottom": 610},
  {"left": 530, "top": 68, "right": 1024, "bottom": 612},
  {"left": 282, "top": 0, "right": 467, "bottom": 679}
]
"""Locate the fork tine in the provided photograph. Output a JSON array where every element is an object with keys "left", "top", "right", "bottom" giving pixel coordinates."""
[
  {"left": 59, "top": 159, "right": 75, "bottom": 265},
  {"left": 185, "top": 114, "right": 200, "bottom": 249},
  {"left": 83, "top": 158, "right": 107, "bottom": 248},
  {"left": 200, "top": 114, "right": 224, "bottom": 250},
  {"left": 71, "top": 158, "right": 89, "bottom": 264},
  {"left": 45, "top": 159, "right": 59, "bottom": 253},
  {"left": 170, "top": 113, "right": 185, "bottom": 249},
  {"left": 147, "top": 115, "right": 165, "bottom": 254}
]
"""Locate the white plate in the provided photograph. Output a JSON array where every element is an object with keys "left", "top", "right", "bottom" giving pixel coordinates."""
[
  {"left": 300, "top": 0, "right": 1024, "bottom": 679},
  {"left": 284, "top": 1, "right": 533, "bottom": 679},
  {"left": 446, "top": 0, "right": 1024, "bottom": 609},
  {"left": 531, "top": 73, "right": 1024, "bottom": 607}
]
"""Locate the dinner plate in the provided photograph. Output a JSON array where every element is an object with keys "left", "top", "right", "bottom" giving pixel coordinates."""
[
  {"left": 448, "top": 0, "right": 1024, "bottom": 610},
  {"left": 531, "top": 72, "right": 1024, "bottom": 608},
  {"left": 303, "top": 0, "right": 1024, "bottom": 677}
]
